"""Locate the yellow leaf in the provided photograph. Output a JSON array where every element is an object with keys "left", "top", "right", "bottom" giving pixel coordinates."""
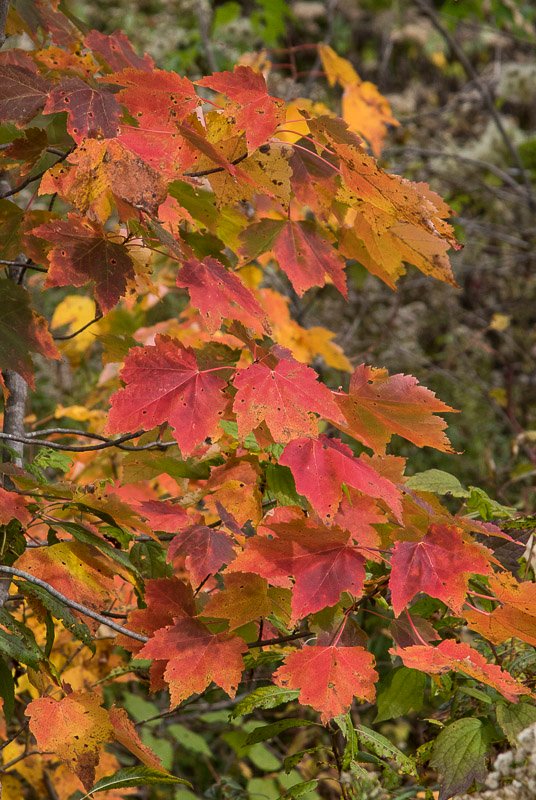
[
  {"left": 489, "top": 312, "right": 511, "bottom": 332},
  {"left": 319, "top": 43, "right": 359, "bottom": 88},
  {"left": 343, "top": 81, "right": 399, "bottom": 156}
]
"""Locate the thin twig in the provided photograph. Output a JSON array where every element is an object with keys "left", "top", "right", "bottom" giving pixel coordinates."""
[
  {"left": 0, "top": 565, "right": 148, "bottom": 642},
  {"left": 413, "top": 0, "right": 535, "bottom": 210},
  {"left": 183, "top": 151, "right": 248, "bottom": 178},
  {"left": 0, "top": 149, "right": 72, "bottom": 200},
  {"left": 0, "top": 259, "right": 48, "bottom": 273},
  {"left": 249, "top": 630, "right": 313, "bottom": 648},
  {"left": 52, "top": 313, "right": 103, "bottom": 341}
]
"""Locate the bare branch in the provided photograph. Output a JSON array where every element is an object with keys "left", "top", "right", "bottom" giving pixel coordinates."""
[
  {"left": 0, "top": 430, "right": 177, "bottom": 452},
  {"left": 0, "top": 259, "right": 48, "bottom": 273},
  {"left": 0, "top": 565, "right": 148, "bottom": 643},
  {"left": 183, "top": 151, "right": 248, "bottom": 178}
]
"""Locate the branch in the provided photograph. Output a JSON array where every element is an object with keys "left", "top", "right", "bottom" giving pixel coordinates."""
[
  {"left": 0, "top": 0, "right": 9, "bottom": 48},
  {"left": 0, "top": 149, "right": 72, "bottom": 200},
  {"left": 0, "top": 430, "right": 177, "bottom": 452},
  {"left": 413, "top": 0, "right": 535, "bottom": 211},
  {"left": 248, "top": 630, "right": 313, "bottom": 648},
  {"left": 0, "top": 259, "right": 48, "bottom": 273},
  {"left": 183, "top": 151, "right": 248, "bottom": 178},
  {"left": 0, "top": 565, "right": 148, "bottom": 643}
]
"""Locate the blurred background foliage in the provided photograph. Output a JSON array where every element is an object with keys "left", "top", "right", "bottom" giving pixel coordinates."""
[{"left": 66, "top": 0, "right": 536, "bottom": 513}]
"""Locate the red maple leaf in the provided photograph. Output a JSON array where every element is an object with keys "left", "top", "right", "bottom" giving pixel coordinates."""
[
  {"left": 167, "top": 524, "right": 236, "bottom": 587},
  {"left": 280, "top": 434, "right": 402, "bottom": 521},
  {"left": 84, "top": 30, "right": 155, "bottom": 72},
  {"left": 274, "top": 645, "right": 378, "bottom": 723},
  {"left": 33, "top": 214, "right": 135, "bottom": 313},
  {"left": 110, "top": 67, "right": 198, "bottom": 125},
  {"left": 240, "top": 219, "right": 347, "bottom": 297},
  {"left": 334, "top": 490, "right": 386, "bottom": 562},
  {"left": 391, "top": 640, "right": 529, "bottom": 703},
  {"left": 232, "top": 349, "right": 344, "bottom": 442},
  {"left": 0, "top": 64, "right": 49, "bottom": 125},
  {"left": 43, "top": 77, "right": 121, "bottom": 143},
  {"left": 138, "top": 617, "right": 247, "bottom": 706},
  {"left": 106, "top": 335, "right": 233, "bottom": 455},
  {"left": 0, "top": 486, "right": 32, "bottom": 525},
  {"left": 197, "top": 66, "right": 283, "bottom": 151},
  {"left": 176, "top": 257, "right": 267, "bottom": 335},
  {"left": 389, "top": 524, "right": 492, "bottom": 616},
  {"left": 228, "top": 510, "right": 366, "bottom": 621},
  {"left": 334, "top": 364, "right": 457, "bottom": 453}
]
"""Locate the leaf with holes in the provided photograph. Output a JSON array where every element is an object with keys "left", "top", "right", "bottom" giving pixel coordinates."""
[
  {"left": 232, "top": 349, "right": 344, "bottom": 443},
  {"left": 167, "top": 524, "right": 235, "bottom": 587},
  {"left": 43, "top": 77, "right": 122, "bottom": 142},
  {"left": 33, "top": 214, "right": 135, "bottom": 313},
  {"left": 176, "top": 257, "right": 267, "bottom": 335}
]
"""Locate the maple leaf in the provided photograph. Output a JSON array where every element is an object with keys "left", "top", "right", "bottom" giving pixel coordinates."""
[
  {"left": 119, "top": 577, "right": 195, "bottom": 651},
  {"left": 334, "top": 365, "right": 457, "bottom": 454},
  {"left": 204, "top": 458, "right": 263, "bottom": 527},
  {"left": 138, "top": 617, "right": 247, "bottom": 706},
  {"left": 203, "top": 572, "right": 273, "bottom": 630},
  {"left": 0, "top": 64, "right": 49, "bottom": 125},
  {"left": 108, "top": 706, "right": 163, "bottom": 770},
  {"left": 391, "top": 640, "right": 529, "bottom": 703},
  {"left": 334, "top": 490, "right": 386, "bottom": 561},
  {"left": 228, "top": 509, "right": 366, "bottom": 621},
  {"left": 43, "top": 77, "right": 122, "bottom": 143},
  {"left": 135, "top": 499, "right": 190, "bottom": 533},
  {"left": 241, "top": 219, "right": 347, "bottom": 297},
  {"left": 0, "top": 279, "right": 60, "bottom": 388},
  {"left": 38, "top": 139, "right": 168, "bottom": 223},
  {"left": 167, "top": 524, "right": 235, "bottom": 587},
  {"left": 176, "top": 257, "right": 267, "bottom": 335},
  {"left": 389, "top": 524, "right": 492, "bottom": 616},
  {"left": 26, "top": 692, "right": 113, "bottom": 789},
  {"left": 198, "top": 66, "right": 283, "bottom": 152},
  {"left": 15, "top": 542, "right": 126, "bottom": 617},
  {"left": 33, "top": 214, "right": 135, "bottom": 312},
  {"left": 106, "top": 335, "right": 233, "bottom": 455},
  {"left": 274, "top": 645, "right": 378, "bottom": 723},
  {"left": 280, "top": 435, "right": 402, "bottom": 521},
  {"left": 84, "top": 29, "right": 155, "bottom": 72},
  {"left": 465, "top": 574, "right": 536, "bottom": 648},
  {"left": 232, "top": 349, "right": 344, "bottom": 443},
  {"left": 0, "top": 486, "right": 32, "bottom": 525}
]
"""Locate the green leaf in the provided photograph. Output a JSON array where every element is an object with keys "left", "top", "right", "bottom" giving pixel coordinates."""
[
  {"left": 0, "top": 609, "right": 43, "bottom": 667},
  {"left": 356, "top": 725, "right": 417, "bottom": 776},
  {"left": 220, "top": 419, "right": 259, "bottom": 451},
  {"left": 130, "top": 541, "right": 172, "bottom": 579},
  {"left": 231, "top": 686, "right": 299, "bottom": 717},
  {"left": 335, "top": 713, "right": 359, "bottom": 769},
  {"left": 278, "top": 780, "right": 318, "bottom": 799},
  {"left": 405, "top": 469, "right": 469, "bottom": 498},
  {"left": 168, "top": 723, "right": 212, "bottom": 756},
  {"left": 466, "top": 487, "right": 516, "bottom": 521},
  {"left": 497, "top": 701, "right": 536, "bottom": 746},
  {"left": 19, "top": 581, "right": 94, "bottom": 650},
  {"left": 246, "top": 719, "right": 318, "bottom": 744},
  {"left": 55, "top": 521, "right": 140, "bottom": 578},
  {"left": 80, "top": 766, "right": 191, "bottom": 797},
  {"left": 282, "top": 746, "right": 324, "bottom": 773},
  {"left": 374, "top": 668, "right": 426, "bottom": 722},
  {"left": 27, "top": 447, "right": 73, "bottom": 480},
  {"left": 264, "top": 463, "right": 304, "bottom": 507},
  {"left": 0, "top": 657, "right": 14, "bottom": 721},
  {"left": 430, "top": 718, "right": 492, "bottom": 800}
]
